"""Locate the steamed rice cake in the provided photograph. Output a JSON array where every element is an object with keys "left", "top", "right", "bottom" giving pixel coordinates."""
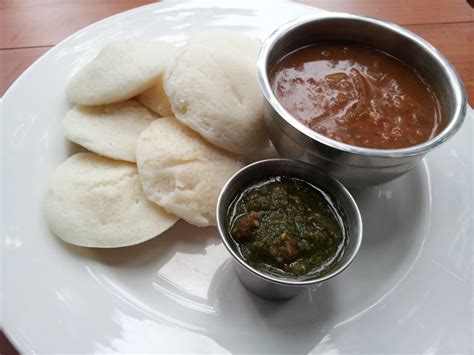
[
  {"left": 164, "top": 33, "right": 268, "bottom": 155},
  {"left": 63, "top": 100, "right": 156, "bottom": 162},
  {"left": 66, "top": 40, "right": 176, "bottom": 105},
  {"left": 137, "top": 74, "right": 173, "bottom": 117},
  {"left": 44, "top": 153, "right": 178, "bottom": 248},
  {"left": 136, "top": 117, "right": 243, "bottom": 227}
]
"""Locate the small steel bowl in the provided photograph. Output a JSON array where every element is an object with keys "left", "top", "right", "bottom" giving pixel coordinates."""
[
  {"left": 257, "top": 12, "right": 467, "bottom": 187},
  {"left": 216, "top": 159, "right": 363, "bottom": 300}
]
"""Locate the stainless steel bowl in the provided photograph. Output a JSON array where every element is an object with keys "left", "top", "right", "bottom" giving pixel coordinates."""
[
  {"left": 216, "top": 159, "right": 363, "bottom": 300},
  {"left": 257, "top": 12, "right": 467, "bottom": 187}
]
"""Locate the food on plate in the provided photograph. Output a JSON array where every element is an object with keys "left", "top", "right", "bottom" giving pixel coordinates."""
[
  {"left": 137, "top": 74, "right": 173, "bottom": 117},
  {"left": 63, "top": 100, "right": 157, "bottom": 162},
  {"left": 44, "top": 153, "right": 178, "bottom": 248},
  {"left": 66, "top": 40, "right": 177, "bottom": 105},
  {"left": 164, "top": 33, "right": 268, "bottom": 155},
  {"left": 136, "top": 117, "right": 244, "bottom": 227},
  {"left": 271, "top": 43, "right": 443, "bottom": 149},
  {"left": 226, "top": 176, "right": 347, "bottom": 279},
  {"left": 48, "top": 31, "right": 273, "bottom": 248}
]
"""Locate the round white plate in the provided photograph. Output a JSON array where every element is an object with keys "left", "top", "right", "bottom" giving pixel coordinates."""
[{"left": 1, "top": 1, "right": 472, "bottom": 353}]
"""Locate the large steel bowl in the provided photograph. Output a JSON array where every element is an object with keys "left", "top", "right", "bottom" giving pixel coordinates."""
[{"left": 257, "top": 12, "right": 467, "bottom": 187}]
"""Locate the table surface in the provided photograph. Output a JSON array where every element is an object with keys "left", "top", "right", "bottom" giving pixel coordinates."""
[{"left": 0, "top": 0, "right": 473, "bottom": 353}]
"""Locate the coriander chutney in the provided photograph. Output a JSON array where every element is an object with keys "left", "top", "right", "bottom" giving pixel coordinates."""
[{"left": 226, "top": 176, "right": 347, "bottom": 280}]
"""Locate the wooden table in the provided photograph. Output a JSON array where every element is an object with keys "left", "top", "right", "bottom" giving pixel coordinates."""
[{"left": 1, "top": 1, "right": 472, "bottom": 353}]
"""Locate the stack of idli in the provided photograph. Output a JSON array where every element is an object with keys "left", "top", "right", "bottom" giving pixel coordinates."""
[{"left": 44, "top": 31, "right": 268, "bottom": 248}]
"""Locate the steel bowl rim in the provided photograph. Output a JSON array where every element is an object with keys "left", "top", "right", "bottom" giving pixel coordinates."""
[
  {"left": 257, "top": 12, "right": 467, "bottom": 159},
  {"left": 216, "top": 158, "right": 363, "bottom": 287}
]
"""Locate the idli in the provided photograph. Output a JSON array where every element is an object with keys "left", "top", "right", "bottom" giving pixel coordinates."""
[
  {"left": 164, "top": 34, "right": 268, "bottom": 155},
  {"left": 63, "top": 100, "right": 156, "bottom": 163},
  {"left": 44, "top": 153, "right": 178, "bottom": 248},
  {"left": 137, "top": 74, "right": 173, "bottom": 117},
  {"left": 66, "top": 40, "right": 177, "bottom": 105},
  {"left": 188, "top": 30, "right": 261, "bottom": 62},
  {"left": 136, "top": 117, "right": 243, "bottom": 227}
]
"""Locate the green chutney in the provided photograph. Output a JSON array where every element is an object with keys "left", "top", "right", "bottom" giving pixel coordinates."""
[{"left": 226, "top": 176, "right": 347, "bottom": 280}]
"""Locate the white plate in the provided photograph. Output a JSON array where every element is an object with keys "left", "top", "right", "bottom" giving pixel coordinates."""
[{"left": 1, "top": 1, "right": 472, "bottom": 353}]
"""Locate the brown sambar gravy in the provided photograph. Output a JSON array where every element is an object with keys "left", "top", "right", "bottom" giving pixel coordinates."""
[{"left": 270, "top": 44, "right": 443, "bottom": 149}]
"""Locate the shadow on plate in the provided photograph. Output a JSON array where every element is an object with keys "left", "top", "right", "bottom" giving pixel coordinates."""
[{"left": 201, "top": 258, "right": 334, "bottom": 354}]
